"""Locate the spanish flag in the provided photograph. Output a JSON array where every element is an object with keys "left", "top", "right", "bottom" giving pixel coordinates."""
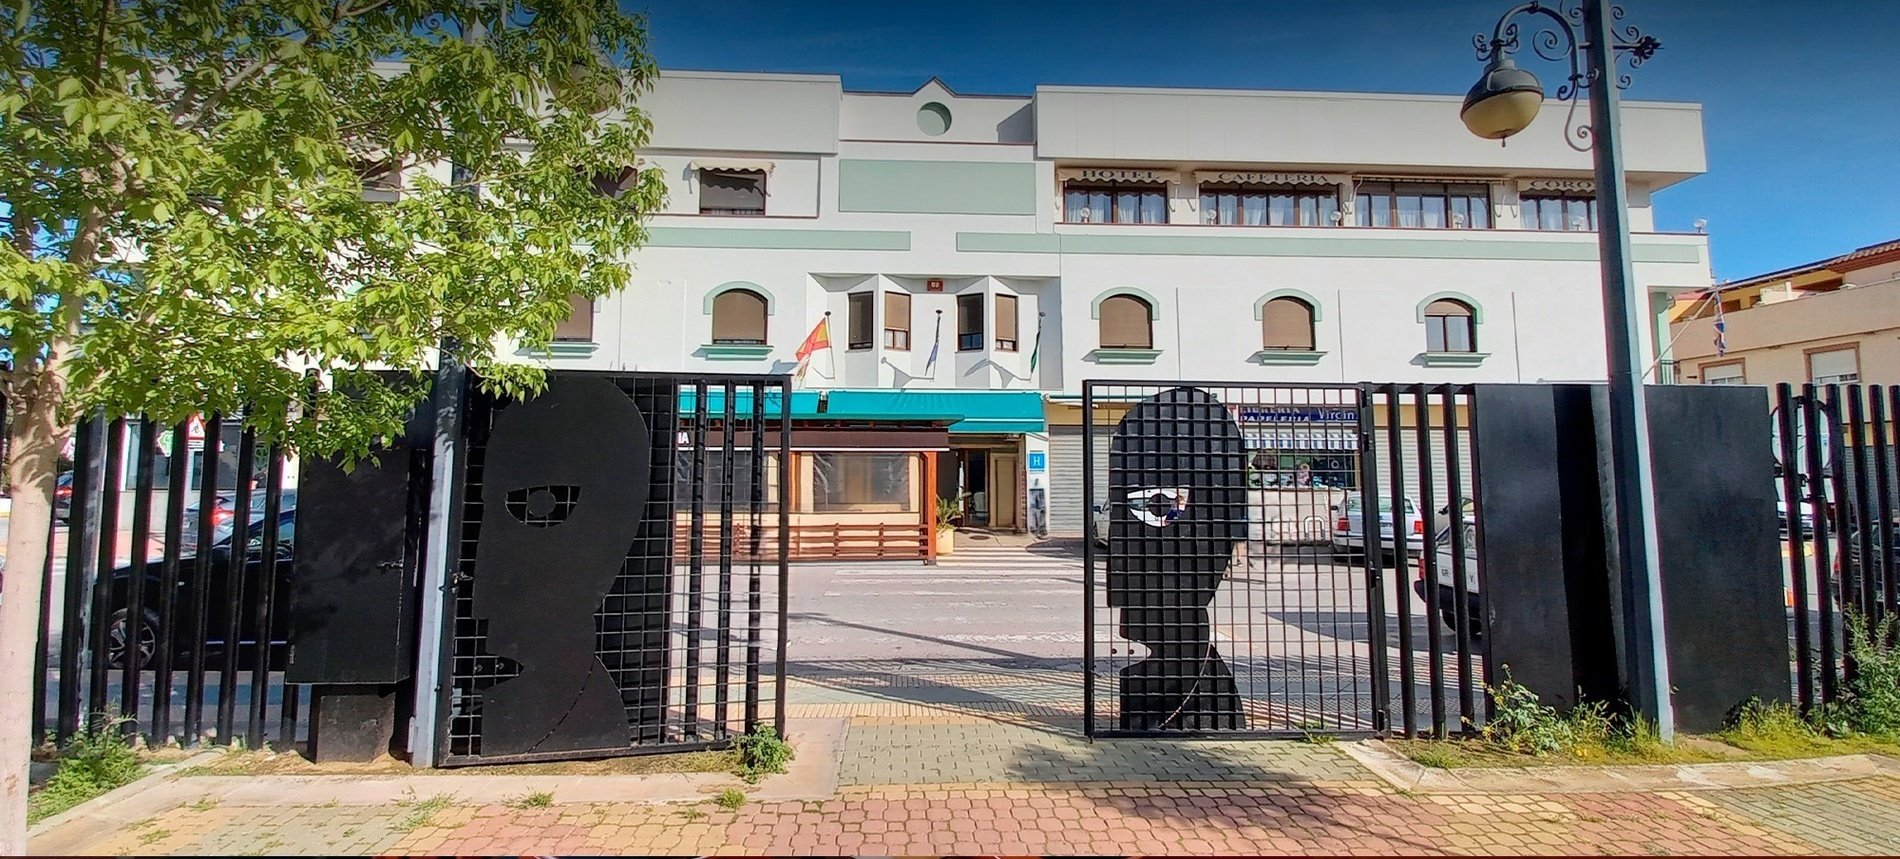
[{"left": 794, "top": 316, "right": 830, "bottom": 384}]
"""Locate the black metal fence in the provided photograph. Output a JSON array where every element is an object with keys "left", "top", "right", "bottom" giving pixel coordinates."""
[
  {"left": 33, "top": 413, "right": 301, "bottom": 751},
  {"left": 1080, "top": 380, "right": 1488, "bottom": 738},
  {"left": 1776, "top": 383, "right": 1899, "bottom": 715},
  {"left": 437, "top": 372, "right": 789, "bottom": 766}
]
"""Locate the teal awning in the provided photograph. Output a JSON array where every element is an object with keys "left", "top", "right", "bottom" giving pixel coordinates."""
[
  {"left": 822, "top": 390, "right": 1045, "bottom": 434},
  {"left": 677, "top": 387, "right": 821, "bottom": 418}
]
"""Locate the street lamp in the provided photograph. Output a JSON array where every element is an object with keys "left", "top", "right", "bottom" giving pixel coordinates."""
[{"left": 1460, "top": 1, "right": 1674, "bottom": 740}]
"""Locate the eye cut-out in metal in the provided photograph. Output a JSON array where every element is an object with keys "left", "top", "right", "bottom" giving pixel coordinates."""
[{"left": 1107, "top": 387, "right": 1248, "bottom": 731}]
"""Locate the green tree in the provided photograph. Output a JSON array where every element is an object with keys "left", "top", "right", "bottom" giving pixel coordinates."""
[{"left": 0, "top": 1, "right": 664, "bottom": 846}]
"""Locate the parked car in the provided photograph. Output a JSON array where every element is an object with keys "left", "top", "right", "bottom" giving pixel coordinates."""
[
  {"left": 101, "top": 507, "right": 296, "bottom": 670},
  {"left": 1414, "top": 515, "right": 1483, "bottom": 641},
  {"left": 1331, "top": 494, "right": 1423, "bottom": 563},
  {"left": 1779, "top": 498, "right": 1818, "bottom": 538},
  {"left": 181, "top": 488, "right": 297, "bottom": 544},
  {"left": 54, "top": 472, "right": 73, "bottom": 521},
  {"left": 1090, "top": 495, "right": 1110, "bottom": 548}
]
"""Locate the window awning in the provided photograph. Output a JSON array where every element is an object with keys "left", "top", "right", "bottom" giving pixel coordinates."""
[
  {"left": 677, "top": 387, "right": 819, "bottom": 418},
  {"left": 690, "top": 159, "right": 775, "bottom": 175},
  {"left": 823, "top": 390, "right": 1046, "bottom": 434}
]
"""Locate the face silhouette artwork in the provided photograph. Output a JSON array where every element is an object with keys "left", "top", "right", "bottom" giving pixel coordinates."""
[
  {"left": 1107, "top": 387, "right": 1247, "bottom": 731},
  {"left": 466, "top": 376, "right": 652, "bottom": 756}
]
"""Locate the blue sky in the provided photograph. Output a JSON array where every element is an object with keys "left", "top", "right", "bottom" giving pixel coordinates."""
[{"left": 632, "top": 0, "right": 1899, "bottom": 281}]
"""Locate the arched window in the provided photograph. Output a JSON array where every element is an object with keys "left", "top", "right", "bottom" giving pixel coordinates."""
[
  {"left": 1098, "top": 294, "right": 1154, "bottom": 349},
  {"left": 1261, "top": 297, "right": 1316, "bottom": 351},
  {"left": 711, "top": 289, "right": 768, "bottom": 345},
  {"left": 1423, "top": 298, "right": 1476, "bottom": 353}
]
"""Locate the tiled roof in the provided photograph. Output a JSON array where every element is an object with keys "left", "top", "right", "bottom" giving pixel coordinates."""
[{"left": 1828, "top": 238, "right": 1900, "bottom": 268}]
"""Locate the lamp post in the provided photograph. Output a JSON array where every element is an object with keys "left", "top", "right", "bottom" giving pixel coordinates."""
[{"left": 1459, "top": 0, "right": 1673, "bottom": 739}]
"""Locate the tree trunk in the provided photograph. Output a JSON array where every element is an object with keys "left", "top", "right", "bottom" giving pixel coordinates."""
[{"left": 0, "top": 381, "right": 69, "bottom": 853}]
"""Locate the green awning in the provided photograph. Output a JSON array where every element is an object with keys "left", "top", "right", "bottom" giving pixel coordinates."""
[
  {"left": 677, "top": 388, "right": 821, "bottom": 418},
  {"left": 821, "top": 390, "right": 1045, "bottom": 434}
]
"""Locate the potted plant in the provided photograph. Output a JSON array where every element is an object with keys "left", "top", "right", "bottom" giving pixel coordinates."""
[{"left": 935, "top": 495, "right": 962, "bottom": 555}]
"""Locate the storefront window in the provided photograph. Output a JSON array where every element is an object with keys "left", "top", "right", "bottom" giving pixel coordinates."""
[
  {"left": 810, "top": 452, "right": 914, "bottom": 512},
  {"left": 673, "top": 449, "right": 780, "bottom": 510}
]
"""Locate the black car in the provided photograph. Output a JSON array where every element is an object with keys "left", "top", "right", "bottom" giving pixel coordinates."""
[{"left": 103, "top": 509, "right": 295, "bottom": 670}]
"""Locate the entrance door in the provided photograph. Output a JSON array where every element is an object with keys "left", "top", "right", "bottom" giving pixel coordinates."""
[{"left": 990, "top": 454, "right": 1020, "bottom": 530}]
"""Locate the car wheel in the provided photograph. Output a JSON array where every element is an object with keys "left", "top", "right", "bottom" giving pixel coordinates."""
[
  {"left": 106, "top": 608, "right": 161, "bottom": 671},
  {"left": 1439, "top": 608, "right": 1484, "bottom": 642}
]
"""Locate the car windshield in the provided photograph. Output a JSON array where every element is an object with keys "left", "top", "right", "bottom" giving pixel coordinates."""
[{"left": 1344, "top": 496, "right": 1416, "bottom": 514}]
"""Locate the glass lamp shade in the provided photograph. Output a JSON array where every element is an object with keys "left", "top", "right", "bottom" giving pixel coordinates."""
[{"left": 1461, "top": 58, "right": 1545, "bottom": 140}]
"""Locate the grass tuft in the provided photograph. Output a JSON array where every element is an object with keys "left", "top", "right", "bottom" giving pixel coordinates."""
[{"left": 714, "top": 788, "right": 746, "bottom": 810}]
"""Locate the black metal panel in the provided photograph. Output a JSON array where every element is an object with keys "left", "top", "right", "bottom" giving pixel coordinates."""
[
  {"left": 287, "top": 446, "right": 420, "bottom": 684},
  {"left": 1643, "top": 384, "right": 1788, "bottom": 732},
  {"left": 1469, "top": 385, "right": 1581, "bottom": 710},
  {"left": 1106, "top": 387, "right": 1248, "bottom": 731}
]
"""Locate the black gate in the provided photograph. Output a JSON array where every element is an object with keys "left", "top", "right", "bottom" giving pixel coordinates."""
[
  {"left": 32, "top": 412, "right": 302, "bottom": 752},
  {"left": 434, "top": 371, "right": 790, "bottom": 765},
  {"left": 1080, "top": 380, "right": 1487, "bottom": 738}
]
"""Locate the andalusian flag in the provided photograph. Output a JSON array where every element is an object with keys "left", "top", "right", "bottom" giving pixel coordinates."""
[{"left": 794, "top": 316, "right": 831, "bottom": 384}]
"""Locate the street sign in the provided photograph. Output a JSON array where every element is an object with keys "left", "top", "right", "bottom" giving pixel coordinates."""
[{"left": 1027, "top": 451, "right": 1046, "bottom": 472}]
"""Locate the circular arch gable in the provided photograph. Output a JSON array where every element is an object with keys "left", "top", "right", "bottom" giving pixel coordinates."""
[
  {"left": 1253, "top": 289, "right": 1324, "bottom": 323},
  {"left": 702, "top": 281, "right": 776, "bottom": 316},
  {"left": 1090, "top": 287, "right": 1161, "bottom": 321},
  {"left": 1414, "top": 291, "right": 1485, "bottom": 325}
]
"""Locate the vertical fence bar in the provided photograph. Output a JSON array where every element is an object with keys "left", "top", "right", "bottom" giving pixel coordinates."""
[
  {"left": 1464, "top": 385, "right": 1495, "bottom": 718},
  {"left": 216, "top": 426, "right": 257, "bottom": 743},
  {"left": 247, "top": 448, "right": 286, "bottom": 749},
  {"left": 1355, "top": 384, "right": 1387, "bottom": 734},
  {"left": 744, "top": 383, "right": 766, "bottom": 731},
  {"left": 151, "top": 422, "right": 190, "bottom": 745},
  {"left": 1382, "top": 384, "right": 1415, "bottom": 737},
  {"left": 1824, "top": 385, "right": 1857, "bottom": 684},
  {"left": 1413, "top": 385, "right": 1447, "bottom": 736},
  {"left": 1777, "top": 386, "right": 1814, "bottom": 714},
  {"left": 714, "top": 384, "right": 736, "bottom": 735},
  {"left": 1848, "top": 387, "right": 1876, "bottom": 622},
  {"left": 685, "top": 382, "right": 708, "bottom": 738},
  {"left": 1081, "top": 382, "right": 1098, "bottom": 737},
  {"left": 184, "top": 414, "right": 223, "bottom": 743},
  {"left": 121, "top": 419, "right": 157, "bottom": 729},
  {"left": 29, "top": 409, "right": 53, "bottom": 746},
  {"left": 773, "top": 378, "right": 791, "bottom": 735},
  {"left": 57, "top": 418, "right": 101, "bottom": 742},
  {"left": 1804, "top": 386, "right": 1838, "bottom": 704},
  {"left": 88, "top": 418, "right": 127, "bottom": 725},
  {"left": 1440, "top": 386, "right": 1477, "bottom": 731},
  {"left": 1877, "top": 388, "right": 1899, "bottom": 620}
]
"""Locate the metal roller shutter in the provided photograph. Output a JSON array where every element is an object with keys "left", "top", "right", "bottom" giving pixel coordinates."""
[
  {"left": 1047, "top": 426, "right": 1110, "bottom": 536},
  {"left": 1366, "top": 425, "right": 1476, "bottom": 535}
]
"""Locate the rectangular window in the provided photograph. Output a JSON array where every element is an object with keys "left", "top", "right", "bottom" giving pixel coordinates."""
[
  {"left": 1808, "top": 346, "right": 1859, "bottom": 385},
  {"left": 957, "top": 292, "right": 984, "bottom": 351},
  {"left": 846, "top": 292, "right": 873, "bottom": 350},
  {"left": 699, "top": 169, "right": 766, "bottom": 216},
  {"left": 1523, "top": 193, "right": 1598, "bottom": 231},
  {"left": 1701, "top": 360, "right": 1745, "bottom": 385},
  {"left": 1062, "top": 184, "right": 1167, "bottom": 224},
  {"left": 883, "top": 291, "right": 911, "bottom": 350},
  {"left": 1198, "top": 185, "right": 1339, "bottom": 226},
  {"left": 994, "top": 294, "right": 1020, "bottom": 351},
  {"left": 811, "top": 452, "right": 914, "bottom": 513},
  {"left": 554, "top": 293, "right": 594, "bottom": 342},
  {"left": 1356, "top": 181, "right": 1490, "bottom": 229},
  {"left": 1425, "top": 316, "right": 1473, "bottom": 353}
]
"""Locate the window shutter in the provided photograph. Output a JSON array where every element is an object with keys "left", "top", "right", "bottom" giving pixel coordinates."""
[
  {"left": 883, "top": 292, "right": 911, "bottom": 333},
  {"left": 995, "top": 295, "right": 1019, "bottom": 341},
  {"left": 555, "top": 293, "right": 594, "bottom": 342},
  {"left": 1810, "top": 348, "right": 1857, "bottom": 381},
  {"left": 1099, "top": 296, "right": 1152, "bottom": 349},
  {"left": 712, "top": 290, "right": 767, "bottom": 343},
  {"left": 700, "top": 170, "right": 765, "bottom": 211},
  {"left": 1261, "top": 298, "right": 1314, "bottom": 350}
]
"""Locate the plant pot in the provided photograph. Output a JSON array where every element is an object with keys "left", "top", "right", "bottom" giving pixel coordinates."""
[{"left": 937, "top": 527, "right": 955, "bottom": 555}]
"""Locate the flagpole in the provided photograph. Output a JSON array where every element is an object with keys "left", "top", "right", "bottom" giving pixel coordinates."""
[{"left": 825, "top": 311, "right": 836, "bottom": 382}]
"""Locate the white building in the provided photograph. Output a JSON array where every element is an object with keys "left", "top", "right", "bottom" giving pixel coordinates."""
[{"left": 524, "top": 71, "right": 1711, "bottom": 553}]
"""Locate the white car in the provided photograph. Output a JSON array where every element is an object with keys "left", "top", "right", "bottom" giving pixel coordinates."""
[
  {"left": 1332, "top": 494, "right": 1424, "bottom": 562},
  {"left": 1090, "top": 496, "right": 1110, "bottom": 548},
  {"left": 1414, "top": 516, "right": 1482, "bottom": 640}
]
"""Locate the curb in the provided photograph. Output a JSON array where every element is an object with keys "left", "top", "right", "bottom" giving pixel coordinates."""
[
  {"left": 1341, "top": 739, "right": 1900, "bottom": 794},
  {"left": 27, "top": 750, "right": 222, "bottom": 845}
]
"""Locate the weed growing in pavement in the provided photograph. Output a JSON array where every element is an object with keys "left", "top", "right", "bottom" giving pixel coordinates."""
[
  {"left": 1844, "top": 612, "right": 1900, "bottom": 736},
  {"left": 186, "top": 796, "right": 219, "bottom": 812},
  {"left": 394, "top": 793, "right": 456, "bottom": 832},
  {"left": 715, "top": 788, "right": 746, "bottom": 810},
  {"left": 679, "top": 807, "right": 706, "bottom": 822},
  {"left": 1482, "top": 669, "right": 1579, "bottom": 755},
  {"left": 1407, "top": 746, "right": 1459, "bottom": 769},
  {"left": 138, "top": 828, "right": 172, "bottom": 845},
  {"left": 1296, "top": 719, "right": 1337, "bottom": 745},
  {"left": 732, "top": 724, "right": 794, "bottom": 783},
  {"left": 27, "top": 713, "right": 145, "bottom": 824},
  {"left": 506, "top": 790, "right": 554, "bottom": 809}
]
